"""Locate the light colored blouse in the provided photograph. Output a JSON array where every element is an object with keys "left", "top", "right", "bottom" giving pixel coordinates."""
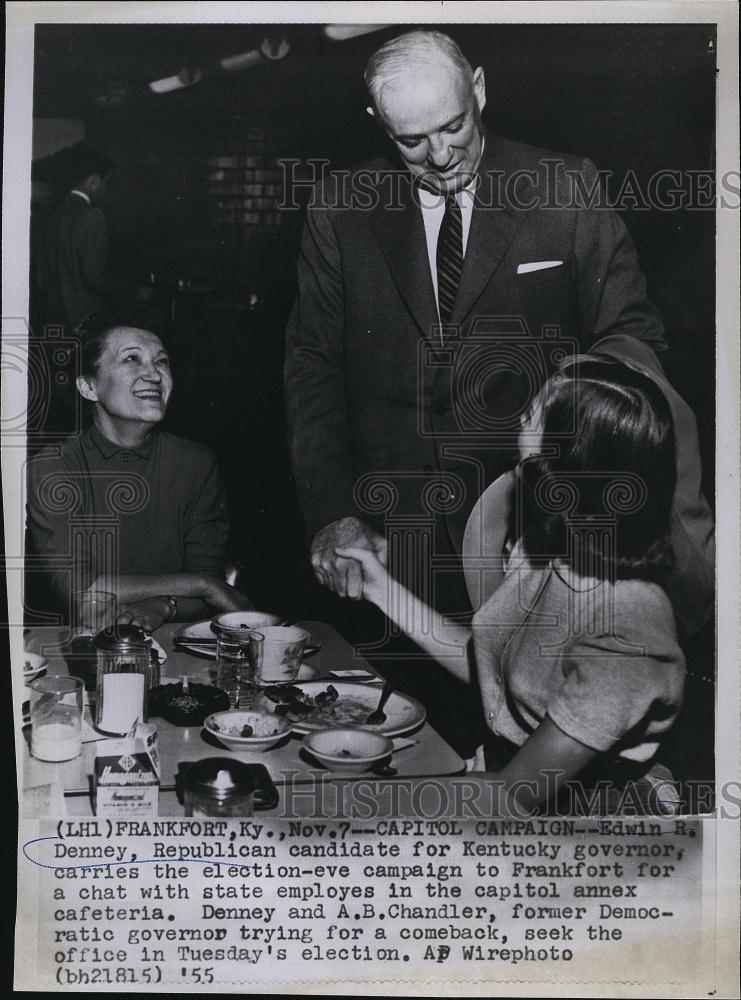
[{"left": 472, "top": 559, "right": 686, "bottom": 762}]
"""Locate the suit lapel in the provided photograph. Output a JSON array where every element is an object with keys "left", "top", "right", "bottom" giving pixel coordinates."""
[
  {"left": 368, "top": 170, "right": 440, "bottom": 340},
  {"left": 367, "top": 134, "right": 532, "bottom": 334},
  {"left": 452, "top": 133, "right": 530, "bottom": 326}
]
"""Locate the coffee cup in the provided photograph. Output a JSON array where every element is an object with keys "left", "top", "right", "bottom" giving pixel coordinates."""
[{"left": 251, "top": 626, "right": 309, "bottom": 684}]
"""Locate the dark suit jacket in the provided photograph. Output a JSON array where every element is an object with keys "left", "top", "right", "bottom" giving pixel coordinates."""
[
  {"left": 38, "top": 192, "right": 135, "bottom": 330},
  {"left": 285, "top": 132, "right": 667, "bottom": 552}
]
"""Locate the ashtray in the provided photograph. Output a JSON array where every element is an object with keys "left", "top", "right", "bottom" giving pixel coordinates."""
[{"left": 149, "top": 681, "right": 230, "bottom": 726}]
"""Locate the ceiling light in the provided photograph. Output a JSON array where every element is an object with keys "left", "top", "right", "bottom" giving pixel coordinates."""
[{"left": 323, "top": 25, "right": 392, "bottom": 41}]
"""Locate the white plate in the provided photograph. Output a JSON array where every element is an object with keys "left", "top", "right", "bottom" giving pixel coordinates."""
[
  {"left": 23, "top": 654, "right": 48, "bottom": 685},
  {"left": 275, "top": 681, "right": 426, "bottom": 738},
  {"left": 174, "top": 620, "right": 321, "bottom": 659},
  {"left": 174, "top": 619, "right": 221, "bottom": 657}
]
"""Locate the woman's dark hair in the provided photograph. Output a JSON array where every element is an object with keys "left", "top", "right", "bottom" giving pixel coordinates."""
[
  {"left": 77, "top": 308, "right": 172, "bottom": 378},
  {"left": 519, "top": 359, "right": 677, "bottom": 582}
]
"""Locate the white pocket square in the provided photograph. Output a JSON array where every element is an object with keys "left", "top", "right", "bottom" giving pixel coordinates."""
[{"left": 517, "top": 260, "right": 563, "bottom": 274}]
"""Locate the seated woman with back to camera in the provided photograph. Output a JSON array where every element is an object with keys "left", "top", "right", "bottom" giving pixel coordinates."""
[
  {"left": 26, "top": 310, "right": 250, "bottom": 631},
  {"left": 339, "top": 354, "right": 711, "bottom": 816}
]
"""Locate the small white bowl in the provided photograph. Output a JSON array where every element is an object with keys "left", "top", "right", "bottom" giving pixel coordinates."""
[
  {"left": 304, "top": 727, "right": 394, "bottom": 775},
  {"left": 205, "top": 710, "right": 290, "bottom": 752},
  {"left": 211, "top": 611, "right": 283, "bottom": 638},
  {"left": 23, "top": 652, "right": 48, "bottom": 685}
]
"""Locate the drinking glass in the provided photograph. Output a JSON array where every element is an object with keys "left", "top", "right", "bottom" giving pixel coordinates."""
[
  {"left": 30, "top": 675, "right": 84, "bottom": 762},
  {"left": 74, "top": 589, "right": 116, "bottom": 634},
  {"left": 215, "top": 633, "right": 263, "bottom": 708},
  {"left": 68, "top": 589, "right": 116, "bottom": 690}
]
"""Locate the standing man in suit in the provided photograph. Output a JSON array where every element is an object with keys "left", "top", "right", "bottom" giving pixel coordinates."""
[
  {"left": 37, "top": 146, "right": 151, "bottom": 333},
  {"left": 285, "top": 29, "right": 667, "bottom": 613}
]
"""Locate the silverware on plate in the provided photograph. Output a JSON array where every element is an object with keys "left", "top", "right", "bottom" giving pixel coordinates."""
[{"left": 366, "top": 679, "right": 394, "bottom": 725}]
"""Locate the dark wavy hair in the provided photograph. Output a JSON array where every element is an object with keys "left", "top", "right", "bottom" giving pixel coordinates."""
[{"left": 519, "top": 358, "right": 677, "bottom": 582}]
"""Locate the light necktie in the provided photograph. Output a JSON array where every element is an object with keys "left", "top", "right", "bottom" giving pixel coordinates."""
[{"left": 436, "top": 193, "right": 464, "bottom": 324}]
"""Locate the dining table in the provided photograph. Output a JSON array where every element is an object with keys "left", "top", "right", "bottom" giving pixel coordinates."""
[{"left": 21, "top": 620, "right": 466, "bottom": 817}]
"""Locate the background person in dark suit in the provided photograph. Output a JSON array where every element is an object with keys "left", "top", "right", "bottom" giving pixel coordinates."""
[{"left": 37, "top": 145, "right": 152, "bottom": 334}]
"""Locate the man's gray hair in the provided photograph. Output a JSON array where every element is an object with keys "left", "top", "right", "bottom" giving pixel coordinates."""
[{"left": 364, "top": 30, "right": 474, "bottom": 112}]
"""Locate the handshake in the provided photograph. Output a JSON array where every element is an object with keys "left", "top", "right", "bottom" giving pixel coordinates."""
[{"left": 310, "top": 516, "right": 389, "bottom": 605}]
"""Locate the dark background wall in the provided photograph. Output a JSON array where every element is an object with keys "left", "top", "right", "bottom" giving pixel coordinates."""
[{"left": 30, "top": 22, "right": 716, "bottom": 622}]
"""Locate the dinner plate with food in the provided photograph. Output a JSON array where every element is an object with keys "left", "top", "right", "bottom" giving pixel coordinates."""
[{"left": 258, "top": 681, "right": 426, "bottom": 738}]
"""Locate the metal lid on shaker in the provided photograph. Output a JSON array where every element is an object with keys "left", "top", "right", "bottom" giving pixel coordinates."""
[
  {"left": 94, "top": 624, "right": 151, "bottom": 651},
  {"left": 182, "top": 757, "right": 257, "bottom": 800}
]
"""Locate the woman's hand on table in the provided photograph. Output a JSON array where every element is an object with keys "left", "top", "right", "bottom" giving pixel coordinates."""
[
  {"left": 89, "top": 573, "right": 252, "bottom": 622},
  {"left": 117, "top": 597, "right": 171, "bottom": 633},
  {"left": 202, "top": 577, "right": 254, "bottom": 612}
]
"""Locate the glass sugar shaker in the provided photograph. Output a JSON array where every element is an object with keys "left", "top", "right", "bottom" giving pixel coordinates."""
[{"left": 94, "top": 625, "right": 151, "bottom": 735}]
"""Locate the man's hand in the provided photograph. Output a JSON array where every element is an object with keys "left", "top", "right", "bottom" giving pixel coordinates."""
[
  {"left": 117, "top": 598, "right": 169, "bottom": 633},
  {"left": 311, "top": 517, "right": 387, "bottom": 599}
]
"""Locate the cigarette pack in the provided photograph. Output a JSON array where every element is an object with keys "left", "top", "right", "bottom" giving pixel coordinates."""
[{"left": 94, "top": 722, "right": 160, "bottom": 817}]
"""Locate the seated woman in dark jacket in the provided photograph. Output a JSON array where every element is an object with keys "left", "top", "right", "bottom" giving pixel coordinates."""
[{"left": 26, "top": 311, "right": 249, "bottom": 631}]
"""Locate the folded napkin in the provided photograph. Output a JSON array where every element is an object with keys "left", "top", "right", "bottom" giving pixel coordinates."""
[{"left": 391, "top": 737, "right": 418, "bottom": 753}]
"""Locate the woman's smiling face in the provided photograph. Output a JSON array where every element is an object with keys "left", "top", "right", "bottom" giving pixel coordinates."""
[{"left": 79, "top": 327, "right": 172, "bottom": 429}]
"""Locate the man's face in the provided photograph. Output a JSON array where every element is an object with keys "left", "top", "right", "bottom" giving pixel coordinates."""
[
  {"left": 79, "top": 327, "right": 173, "bottom": 430},
  {"left": 373, "top": 64, "right": 486, "bottom": 194},
  {"left": 86, "top": 172, "right": 109, "bottom": 203}
]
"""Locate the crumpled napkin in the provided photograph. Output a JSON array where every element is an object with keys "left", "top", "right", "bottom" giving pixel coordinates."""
[{"left": 148, "top": 636, "right": 167, "bottom": 664}]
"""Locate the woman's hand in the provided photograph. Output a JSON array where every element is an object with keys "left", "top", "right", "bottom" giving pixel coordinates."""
[
  {"left": 334, "top": 545, "right": 390, "bottom": 608},
  {"left": 117, "top": 597, "right": 170, "bottom": 633},
  {"left": 202, "top": 578, "right": 254, "bottom": 612}
]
